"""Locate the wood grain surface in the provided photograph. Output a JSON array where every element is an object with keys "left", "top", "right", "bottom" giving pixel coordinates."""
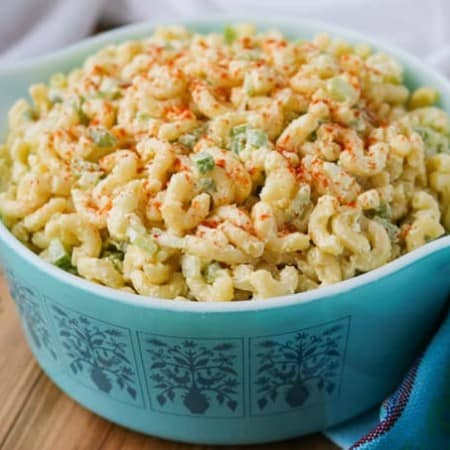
[{"left": 0, "top": 275, "right": 339, "bottom": 450}]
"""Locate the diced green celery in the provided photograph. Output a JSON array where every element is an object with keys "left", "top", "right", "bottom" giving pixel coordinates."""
[
  {"left": 246, "top": 128, "right": 268, "bottom": 147},
  {"left": 230, "top": 124, "right": 248, "bottom": 137},
  {"left": 54, "top": 255, "right": 73, "bottom": 271},
  {"left": 193, "top": 152, "right": 215, "bottom": 173},
  {"left": 72, "top": 97, "right": 90, "bottom": 125},
  {"left": 229, "top": 125, "right": 268, "bottom": 153},
  {"left": 102, "top": 240, "right": 125, "bottom": 261},
  {"left": 65, "top": 264, "right": 78, "bottom": 275},
  {"left": 108, "top": 254, "right": 124, "bottom": 272},
  {"left": 197, "top": 177, "right": 217, "bottom": 193},
  {"left": 223, "top": 26, "right": 237, "bottom": 45},
  {"left": 373, "top": 202, "right": 391, "bottom": 219},
  {"left": 414, "top": 126, "right": 449, "bottom": 155},
  {"left": 205, "top": 262, "right": 222, "bottom": 283},
  {"left": 136, "top": 112, "right": 151, "bottom": 121},
  {"left": 48, "top": 239, "right": 77, "bottom": 272},
  {"left": 178, "top": 134, "right": 195, "bottom": 148},
  {"left": 179, "top": 133, "right": 198, "bottom": 149},
  {"left": 327, "top": 76, "right": 358, "bottom": 103},
  {"left": 373, "top": 216, "right": 399, "bottom": 241},
  {"left": 48, "top": 238, "right": 67, "bottom": 263},
  {"left": 178, "top": 126, "right": 205, "bottom": 149},
  {"left": 89, "top": 128, "right": 117, "bottom": 148},
  {"left": 230, "top": 135, "right": 246, "bottom": 154}
]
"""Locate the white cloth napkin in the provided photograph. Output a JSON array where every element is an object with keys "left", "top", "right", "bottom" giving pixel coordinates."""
[{"left": 1, "top": 0, "right": 450, "bottom": 75}]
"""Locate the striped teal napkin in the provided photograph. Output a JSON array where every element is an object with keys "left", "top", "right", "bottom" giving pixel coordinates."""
[{"left": 326, "top": 307, "right": 450, "bottom": 450}]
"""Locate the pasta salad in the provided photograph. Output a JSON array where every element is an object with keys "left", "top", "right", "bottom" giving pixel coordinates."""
[{"left": 0, "top": 24, "right": 449, "bottom": 301}]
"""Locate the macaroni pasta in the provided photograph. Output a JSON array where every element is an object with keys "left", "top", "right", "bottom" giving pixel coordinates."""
[{"left": 0, "top": 24, "right": 449, "bottom": 301}]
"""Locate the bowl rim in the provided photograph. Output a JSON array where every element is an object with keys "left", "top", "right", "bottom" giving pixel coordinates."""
[{"left": 1, "top": 16, "right": 450, "bottom": 313}]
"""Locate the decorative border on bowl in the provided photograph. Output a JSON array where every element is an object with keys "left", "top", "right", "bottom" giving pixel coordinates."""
[
  {"left": 4, "top": 268, "right": 58, "bottom": 363},
  {"left": 248, "top": 316, "right": 351, "bottom": 417},
  {"left": 137, "top": 333, "right": 246, "bottom": 418},
  {"left": 4, "top": 266, "right": 353, "bottom": 419},
  {"left": 45, "top": 299, "right": 146, "bottom": 409}
]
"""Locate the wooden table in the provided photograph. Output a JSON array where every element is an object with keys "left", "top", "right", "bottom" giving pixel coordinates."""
[{"left": 0, "top": 274, "right": 339, "bottom": 450}]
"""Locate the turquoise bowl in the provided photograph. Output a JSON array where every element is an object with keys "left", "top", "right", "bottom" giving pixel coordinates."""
[{"left": 1, "top": 18, "right": 450, "bottom": 445}]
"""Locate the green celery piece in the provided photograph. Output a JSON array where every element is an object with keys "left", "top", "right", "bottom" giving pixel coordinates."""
[
  {"left": 136, "top": 112, "right": 151, "bottom": 121},
  {"left": 229, "top": 124, "right": 248, "bottom": 154},
  {"left": 229, "top": 125, "right": 268, "bottom": 153},
  {"left": 414, "top": 126, "right": 449, "bottom": 155},
  {"left": 247, "top": 128, "right": 268, "bottom": 148},
  {"left": 223, "top": 26, "right": 237, "bottom": 45},
  {"left": 56, "top": 256, "right": 77, "bottom": 273},
  {"left": 102, "top": 240, "right": 125, "bottom": 261},
  {"left": 205, "top": 262, "right": 222, "bottom": 283},
  {"left": 373, "top": 202, "right": 391, "bottom": 219},
  {"left": 373, "top": 216, "right": 399, "bottom": 241},
  {"left": 193, "top": 152, "right": 215, "bottom": 174},
  {"left": 197, "top": 177, "right": 217, "bottom": 193},
  {"left": 230, "top": 124, "right": 248, "bottom": 137},
  {"left": 72, "top": 97, "right": 90, "bottom": 125},
  {"left": 89, "top": 128, "right": 117, "bottom": 148},
  {"left": 48, "top": 238, "right": 68, "bottom": 264},
  {"left": 230, "top": 136, "right": 246, "bottom": 154},
  {"left": 179, "top": 126, "right": 205, "bottom": 149},
  {"left": 179, "top": 133, "right": 198, "bottom": 149},
  {"left": 366, "top": 202, "right": 391, "bottom": 220},
  {"left": 107, "top": 254, "right": 124, "bottom": 272},
  {"left": 48, "top": 239, "right": 77, "bottom": 273}
]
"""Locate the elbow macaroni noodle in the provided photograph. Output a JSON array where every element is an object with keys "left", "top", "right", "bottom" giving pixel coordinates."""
[{"left": 0, "top": 24, "right": 449, "bottom": 301}]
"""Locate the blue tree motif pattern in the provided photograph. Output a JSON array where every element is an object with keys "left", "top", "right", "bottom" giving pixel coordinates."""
[
  {"left": 5, "top": 269, "right": 56, "bottom": 360},
  {"left": 142, "top": 336, "right": 244, "bottom": 416},
  {"left": 251, "top": 318, "right": 350, "bottom": 415},
  {"left": 51, "top": 305, "right": 140, "bottom": 403}
]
